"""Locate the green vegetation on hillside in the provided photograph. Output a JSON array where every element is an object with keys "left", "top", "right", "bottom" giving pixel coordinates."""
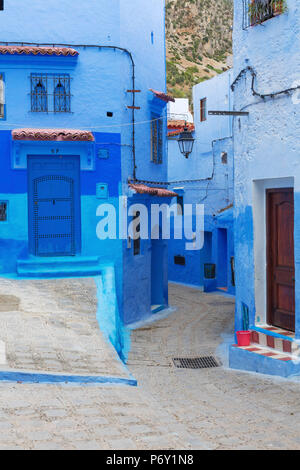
[{"left": 166, "top": 0, "right": 233, "bottom": 103}]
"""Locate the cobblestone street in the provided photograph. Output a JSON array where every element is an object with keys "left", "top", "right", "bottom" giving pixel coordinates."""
[
  {"left": 0, "top": 280, "right": 299, "bottom": 449},
  {"left": 129, "top": 284, "right": 300, "bottom": 450}
]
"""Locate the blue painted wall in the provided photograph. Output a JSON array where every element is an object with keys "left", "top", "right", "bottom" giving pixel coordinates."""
[
  {"left": 0, "top": 0, "right": 169, "bottom": 329},
  {"left": 232, "top": 0, "right": 300, "bottom": 340},
  {"left": 167, "top": 71, "right": 235, "bottom": 294}
]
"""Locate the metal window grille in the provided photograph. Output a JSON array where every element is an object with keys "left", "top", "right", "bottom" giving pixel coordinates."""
[
  {"left": 200, "top": 98, "right": 207, "bottom": 122},
  {"left": 0, "top": 202, "right": 7, "bottom": 221},
  {"left": 151, "top": 115, "right": 163, "bottom": 164},
  {"left": 151, "top": 119, "right": 157, "bottom": 162},
  {"left": 243, "top": 0, "right": 286, "bottom": 29},
  {"left": 31, "top": 74, "right": 71, "bottom": 113},
  {"left": 0, "top": 73, "right": 4, "bottom": 119},
  {"left": 54, "top": 75, "right": 71, "bottom": 113},
  {"left": 204, "top": 263, "right": 216, "bottom": 279}
]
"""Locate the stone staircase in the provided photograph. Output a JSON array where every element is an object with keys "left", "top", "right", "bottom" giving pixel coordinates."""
[
  {"left": 229, "top": 326, "right": 300, "bottom": 378},
  {"left": 250, "top": 327, "right": 299, "bottom": 356},
  {"left": 17, "top": 256, "right": 102, "bottom": 278}
]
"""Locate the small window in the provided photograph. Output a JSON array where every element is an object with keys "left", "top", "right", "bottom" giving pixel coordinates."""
[
  {"left": 151, "top": 115, "right": 163, "bottom": 164},
  {"left": 200, "top": 98, "right": 207, "bottom": 122},
  {"left": 32, "top": 77, "right": 48, "bottom": 112},
  {"left": 0, "top": 73, "right": 5, "bottom": 119},
  {"left": 31, "top": 74, "right": 71, "bottom": 113},
  {"left": 0, "top": 202, "right": 7, "bottom": 221},
  {"left": 231, "top": 256, "right": 235, "bottom": 287},
  {"left": 174, "top": 255, "right": 185, "bottom": 266},
  {"left": 204, "top": 263, "right": 216, "bottom": 279},
  {"left": 177, "top": 195, "right": 184, "bottom": 216},
  {"left": 221, "top": 152, "right": 228, "bottom": 164},
  {"left": 133, "top": 211, "right": 141, "bottom": 256},
  {"left": 0, "top": 1, "right": 3, "bottom": 11}
]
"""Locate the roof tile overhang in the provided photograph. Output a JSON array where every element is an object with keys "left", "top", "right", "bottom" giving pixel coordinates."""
[
  {"left": 0, "top": 45, "right": 79, "bottom": 57},
  {"left": 129, "top": 183, "right": 177, "bottom": 198},
  {"left": 12, "top": 128, "right": 94, "bottom": 142},
  {"left": 149, "top": 89, "right": 175, "bottom": 103},
  {"left": 167, "top": 120, "right": 195, "bottom": 137}
]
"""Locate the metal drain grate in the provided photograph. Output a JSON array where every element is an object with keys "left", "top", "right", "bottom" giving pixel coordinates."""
[{"left": 173, "top": 356, "right": 221, "bottom": 369}]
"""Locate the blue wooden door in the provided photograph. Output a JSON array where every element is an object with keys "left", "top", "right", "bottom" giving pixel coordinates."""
[{"left": 28, "top": 156, "right": 81, "bottom": 257}]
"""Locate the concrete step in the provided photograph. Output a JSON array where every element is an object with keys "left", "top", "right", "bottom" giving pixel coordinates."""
[
  {"left": 17, "top": 256, "right": 102, "bottom": 278},
  {"left": 250, "top": 328, "right": 299, "bottom": 356},
  {"left": 229, "top": 343, "right": 300, "bottom": 378},
  {"left": 229, "top": 326, "right": 300, "bottom": 378}
]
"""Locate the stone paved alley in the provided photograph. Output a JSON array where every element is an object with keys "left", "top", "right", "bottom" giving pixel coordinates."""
[
  {"left": 0, "top": 280, "right": 300, "bottom": 450},
  {"left": 0, "top": 277, "right": 128, "bottom": 379}
]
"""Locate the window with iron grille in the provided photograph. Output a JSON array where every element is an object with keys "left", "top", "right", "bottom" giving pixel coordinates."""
[
  {"left": 0, "top": 202, "right": 7, "bottom": 222},
  {"left": 151, "top": 115, "right": 163, "bottom": 164},
  {"left": 200, "top": 98, "right": 207, "bottom": 122},
  {"left": 0, "top": 73, "right": 4, "bottom": 119},
  {"left": 243, "top": 0, "right": 287, "bottom": 29},
  {"left": 31, "top": 74, "right": 71, "bottom": 113}
]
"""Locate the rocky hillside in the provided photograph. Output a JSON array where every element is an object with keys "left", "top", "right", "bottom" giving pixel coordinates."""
[{"left": 166, "top": 0, "right": 233, "bottom": 104}]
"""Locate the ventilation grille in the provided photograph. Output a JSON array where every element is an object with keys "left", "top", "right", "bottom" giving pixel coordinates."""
[
  {"left": 173, "top": 356, "right": 221, "bottom": 369},
  {"left": 204, "top": 263, "right": 216, "bottom": 279}
]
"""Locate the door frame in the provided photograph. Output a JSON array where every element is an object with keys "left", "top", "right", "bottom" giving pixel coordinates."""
[{"left": 266, "top": 187, "right": 295, "bottom": 330}]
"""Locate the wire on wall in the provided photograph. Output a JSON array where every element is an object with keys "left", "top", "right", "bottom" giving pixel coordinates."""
[
  {"left": 231, "top": 65, "right": 300, "bottom": 100},
  {"left": 131, "top": 135, "right": 232, "bottom": 187}
]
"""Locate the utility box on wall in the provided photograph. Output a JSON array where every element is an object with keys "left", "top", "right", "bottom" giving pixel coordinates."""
[
  {"left": 98, "top": 148, "right": 110, "bottom": 160},
  {"left": 96, "top": 183, "right": 108, "bottom": 199}
]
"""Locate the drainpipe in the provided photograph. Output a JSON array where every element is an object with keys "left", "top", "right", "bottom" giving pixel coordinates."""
[{"left": 0, "top": 41, "right": 137, "bottom": 180}]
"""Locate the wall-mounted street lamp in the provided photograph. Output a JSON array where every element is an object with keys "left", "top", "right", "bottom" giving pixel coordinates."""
[{"left": 177, "top": 123, "right": 195, "bottom": 159}]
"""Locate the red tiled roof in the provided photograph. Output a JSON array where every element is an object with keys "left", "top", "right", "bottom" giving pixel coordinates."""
[
  {"left": 129, "top": 183, "right": 177, "bottom": 198},
  {"left": 0, "top": 46, "right": 79, "bottom": 57},
  {"left": 12, "top": 128, "right": 94, "bottom": 142},
  {"left": 150, "top": 89, "right": 175, "bottom": 103},
  {"left": 167, "top": 120, "right": 195, "bottom": 137}
]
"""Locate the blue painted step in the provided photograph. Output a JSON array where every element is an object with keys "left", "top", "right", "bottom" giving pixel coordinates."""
[{"left": 17, "top": 256, "right": 102, "bottom": 278}]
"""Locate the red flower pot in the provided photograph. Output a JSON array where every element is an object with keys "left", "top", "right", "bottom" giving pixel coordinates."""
[{"left": 236, "top": 330, "right": 251, "bottom": 347}]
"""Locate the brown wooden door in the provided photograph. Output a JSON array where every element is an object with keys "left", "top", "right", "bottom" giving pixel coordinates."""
[{"left": 267, "top": 188, "right": 295, "bottom": 331}]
